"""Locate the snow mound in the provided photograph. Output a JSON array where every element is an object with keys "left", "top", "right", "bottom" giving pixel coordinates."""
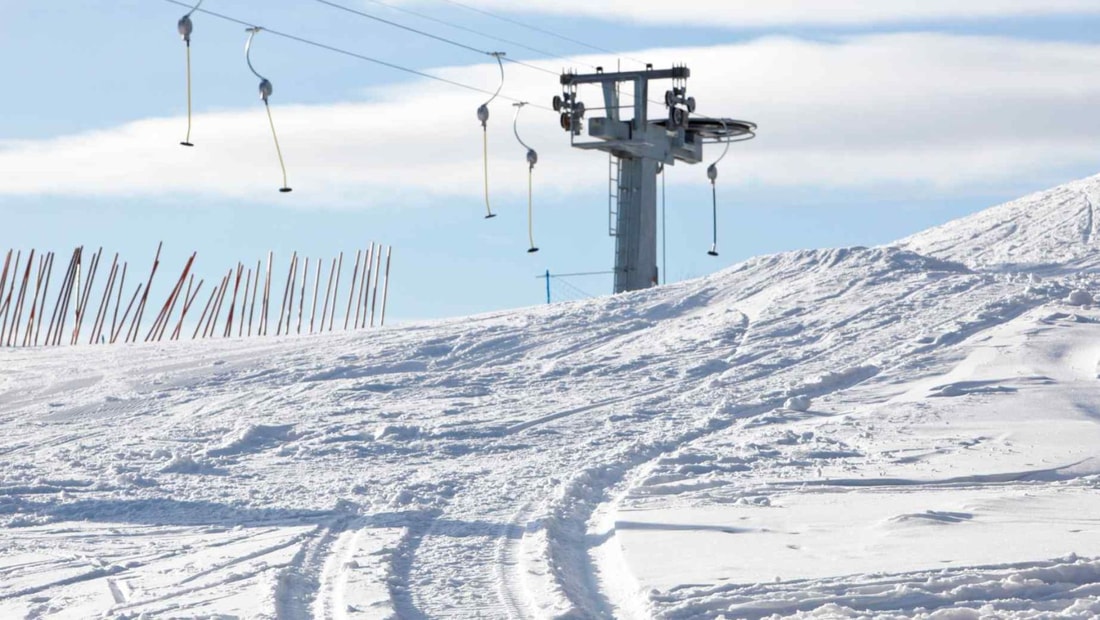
[
  {"left": 901, "top": 173, "right": 1100, "bottom": 274},
  {"left": 205, "top": 423, "right": 299, "bottom": 458}
]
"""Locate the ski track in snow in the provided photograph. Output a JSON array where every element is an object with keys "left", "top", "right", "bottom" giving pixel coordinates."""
[{"left": 3, "top": 174, "right": 1100, "bottom": 618}]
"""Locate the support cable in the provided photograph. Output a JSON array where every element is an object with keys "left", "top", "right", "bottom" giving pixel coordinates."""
[
  {"left": 314, "top": 0, "right": 559, "bottom": 76},
  {"left": 436, "top": 0, "right": 648, "bottom": 67},
  {"left": 358, "top": 0, "right": 598, "bottom": 71},
  {"left": 161, "top": 0, "right": 553, "bottom": 112}
]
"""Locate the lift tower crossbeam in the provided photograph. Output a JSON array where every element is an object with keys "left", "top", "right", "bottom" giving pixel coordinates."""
[{"left": 556, "top": 65, "right": 755, "bottom": 294}]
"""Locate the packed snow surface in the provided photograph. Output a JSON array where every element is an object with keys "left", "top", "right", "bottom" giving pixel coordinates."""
[{"left": 3, "top": 174, "right": 1100, "bottom": 619}]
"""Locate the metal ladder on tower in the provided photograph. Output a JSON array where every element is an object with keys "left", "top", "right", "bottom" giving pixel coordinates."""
[{"left": 608, "top": 153, "right": 621, "bottom": 237}]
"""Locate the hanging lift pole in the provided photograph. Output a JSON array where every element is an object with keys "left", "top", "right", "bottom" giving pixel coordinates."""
[
  {"left": 177, "top": 0, "right": 203, "bottom": 147},
  {"left": 512, "top": 102, "right": 539, "bottom": 253},
  {"left": 477, "top": 52, "right": 506, "bottom": 219},
  {"left": 246, "top": 27, "right": 292, "bottom": 193},
  {"left": 556, "top": 65, "right": 755, "bottom": 293}
]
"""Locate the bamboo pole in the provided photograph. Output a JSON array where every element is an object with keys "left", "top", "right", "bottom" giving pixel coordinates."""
[
  {"left": 147, "top": 252, "right": 195, "bottom": 342},
  {"left": 343, "top": 250, "right": 361, "bottom": 331},
  {"left": 167, "top": 274, "right": 193, "bottom": 342},
  {"left": 72, "top": 247, "right": 103, "bottom": 345},
  {"left": 248, "top": 259, "right": 261, "bottom": 337},
  {"left": 239, "top": 268, "right": 251, "bottom": 338},
  {"left": 6, "top": 249, "right": 33, "bottom": 346},
  {"left": 202, "top": 274, "right": 226, "bottom": 339},
  {"left": 310, "top": 258, "right": 323, "bottom": 334},
  {"left": 108, "top": 263, "right": 128, "bottom": 344},
  {"left": 285, "top": 255, "right": 299, "bottom": 335},
  {"left": 276, "top": 253, "right": 296, "bottom": 336},
  {"left": 192, "top": 285, "right": 219, "bottom": 340},
  {"left": 0, "top": 250, "right": 21, "bottom": 344},
  {"left": 34, "top": 252, "right": 55, "bottom": 346},
  {"left": 2, "top": 249, "right": 21, "bottom": 325},
  {"left": 296, "top": 257, "right": 309, "bottom": 335},
  {"left": 328, "top": 252, "right": 343, "bottom": 332},
  {"left": 370, "top": 244, "right": 383, "bottom": 328},
  {"left": 380, "top": 246, "right": 392, "bottom": 327},
  {"left": 23, "top": 255, "right": 49, "bottom": 347},
  {"left": 0, "top": 250, "right": 12, "bottom": 327},
  {"left": 111, "top": 284, "right": 142, "bottom": 345},
  {"left": 321, "top": 254, "right": 337, "bottom": 333},
  {"left": 153, "top": 254, "right": 196, "bottom": 342},
  {"left": 355, "top": 245, "right": 372, "bottom": 330},
  {"left": 224, "top": 264, "right": 244, "bottom": 338},
  {"left": 7, "top": 250, "right": 34, "bottom": 347},
  {"left": 127, "top": 241, "right": 162, "bottom": 344},
  {"left": 171, "top": 276, "right": 200, "bottom": 341},
  {"left": 10, "top": 250, "right": 37, "bottom": 346},
  {"left": 46, "top": 249, "right": 77, "bottom": 347},
  {"left": 90, "top": 254, "right": 119, "bottom": 344},
  {"left": 206, "top": 271, "right": 231, "bottom": 339},
  {"left": 53, "top": 248, "right": 80, "bottom": 347},
  {"left": 261, "top": 252, "right": 273, "bottom": 336},
  {"left": 68, "top": 247, "right": 92, "bottom": 345}
]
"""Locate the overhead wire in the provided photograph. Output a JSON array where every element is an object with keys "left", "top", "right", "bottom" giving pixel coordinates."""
[
  {"left": 357, "top": 0, "right": 599, "bottom": 71},
  {"left": 314, "top": 0, "right": 561, "bottom": 76},
  {"left": 161, "top": 0, "right": 554, "bottom": 112},
  {"left": 435, "top": 0, "right": 649, "bottom": 67}
]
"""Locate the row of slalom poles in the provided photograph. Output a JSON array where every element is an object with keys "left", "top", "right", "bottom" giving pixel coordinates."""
[
  {"left": 0, "top": 245, "right": 157, "bottom": 347},
  {"left": 0, "top": 243, "right": 175, "bottom": 347},
  {"left": 0, "top": 244, "right": 394, "bottom": 347},
  {"left": 192, "top": 245, "right": 392, "bottom": 341}
]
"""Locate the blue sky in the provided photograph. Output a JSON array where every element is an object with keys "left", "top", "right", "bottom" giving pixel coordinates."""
[{"left": 1, "top": 1, "right": 1099, "bottom": 322}]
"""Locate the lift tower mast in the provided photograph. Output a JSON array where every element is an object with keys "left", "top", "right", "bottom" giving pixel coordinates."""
[{"left": 556, "top": 65, "right": 755, "bottom": 293}]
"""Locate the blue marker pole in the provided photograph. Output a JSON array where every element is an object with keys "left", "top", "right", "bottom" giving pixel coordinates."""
[{"left": 545, "top": 270, "right": 551, "bottom": 305}]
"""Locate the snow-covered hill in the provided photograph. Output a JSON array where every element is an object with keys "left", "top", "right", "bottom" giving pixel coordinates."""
[{"left": 3, "top": 174, "right": 1100, "bottom": 619}]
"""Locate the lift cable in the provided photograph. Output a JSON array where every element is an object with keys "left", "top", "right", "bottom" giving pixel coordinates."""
[
  {"left": 358, "top": 0, "right": 599, "bottom": 71},
  {"left": 435, "top": 0, "right": 649, "bottom": 67},
  {"left": 161, "top": 0, "right": 553, "bottom": 112},
  {"left": 314, "top": 0, "right": 560, "bottom": 76}
]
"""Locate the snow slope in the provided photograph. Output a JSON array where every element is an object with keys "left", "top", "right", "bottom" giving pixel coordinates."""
[{"left": 2, "top": 173, "right": 1100, "bottom": 619}]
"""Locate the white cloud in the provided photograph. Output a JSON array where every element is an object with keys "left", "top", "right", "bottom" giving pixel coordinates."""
[
  {"left": 395, "top": 0, "right": 1100, "bottom": 27},
  {"left": 1, "top": 33, "right": 1098, "bottom": 206}
]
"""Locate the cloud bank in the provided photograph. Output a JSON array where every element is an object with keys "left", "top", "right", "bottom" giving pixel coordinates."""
[
  {"left": 398, "top": 0, "right": 1100, "bottom": 27},
  {"left": 1, "top": 33, "right": 1098, "bottom": 206}
]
